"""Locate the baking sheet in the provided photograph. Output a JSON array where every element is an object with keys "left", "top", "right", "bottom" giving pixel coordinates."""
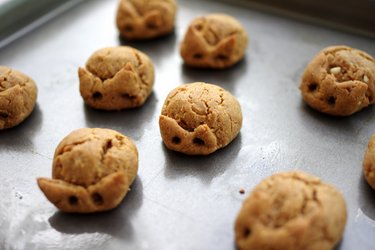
[{"left": 1, "top": 0, "right": 375, "bottom": 249}]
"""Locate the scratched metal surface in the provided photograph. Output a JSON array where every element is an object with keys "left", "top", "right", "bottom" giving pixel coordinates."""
[{"left": 0, "top": 0, "right": 375, "bottom": 249}]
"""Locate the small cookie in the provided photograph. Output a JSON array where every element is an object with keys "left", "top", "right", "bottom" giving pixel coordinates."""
[
  {"left": 235, "top": 171, "right": 347, "bottom": 250},
  {"left": 37, "top": 128, "right": 138, "bottom": 213},
  {"left": 180, "top": 14, "right": 248, "bottom": 69},
  {"left": 363, "top": 134, "right": 375, "bottom": 190},
  {"left": 116, "top": 0, "right": 177, "bottom": 40},
  {"left": 159, "top": 82, "right": 242, "bottom": 155},
  {"left": 78, "top": 46, "right": 154, "bottom": 110},
  {"left": 300, "top": 45, "right": 375, "bottom": 116},
  {"left": 0, "top": 66, "right": 37, "bottom": 129}
]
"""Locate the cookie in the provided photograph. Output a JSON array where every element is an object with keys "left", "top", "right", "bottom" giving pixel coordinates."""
[
  {"left": 363, "top": 134, "right": 375, "bottom": 190},
  {"left": 37, "top": 128, "right": 138, "bottom": 213},
  {"left": 180, "top": 14, "right": 248, "bottom": 69},
  {"left": 235, "top": 171, "right": 347, "bottom": 250},
  {"left": 159, "top": 82, "right": 242, "bottom": 155},
  {"left": 300, "top": 45, "right": 375, "bottom": 116},
  {"left": 78, "top": 46, "right": 155, "bottom": 110},
  {"left": 0, "top": 66, "right": 37, "bottom": 129},
  {"left": 116, "top": 0, "right": 177, "bottom": 40}
]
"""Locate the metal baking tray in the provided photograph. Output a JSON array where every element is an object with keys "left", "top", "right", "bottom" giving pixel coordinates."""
[{"left": 1, "top": 0, "right": 374, "bottom": 249}]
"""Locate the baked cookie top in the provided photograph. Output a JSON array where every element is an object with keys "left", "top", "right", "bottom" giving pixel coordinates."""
[
  {"left": 180, "top": 13, "right": 248, "bottom": 69},
  {"left": 363, "top": 134, "right": 375, "bottom": 190},
  {"left": 116, "top": 0, "right": 177, "bottom": 40},
  {"left": 159, "top": 82, "right": 242, "bottom": 155},
  {"left": 78, "top": 46, "right": 154, "bottom": 110},
  {"left": 37, "top": 128, "right": 138, "bottom": 213},
  {"left": 0, "top": 66, "right": 37, "bottom": 129},
  {"left": 235, "top": 171, "right": 347, "bottom": 250},
  {"left": 300, "top": 45, "right": 375, "bottom": 116}
]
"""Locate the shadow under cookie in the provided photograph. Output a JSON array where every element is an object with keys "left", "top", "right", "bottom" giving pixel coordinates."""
[
  {"left": 0, "top": 104, "right": 43, "bottom": 151},
  {"left": 181, "top": 57, "right": 249, "bottom": 93},
  {"left": 358, "top": 175, "right": 375, "bottom": 220},
  {"left": 83, "top": 93, "right": 157, "bottom": 140},
  {"left": 163, "top": 134, "right": 242, "bottom": 184},
  {"left": 118, "top": 31, "right": 177, "bottom": 65},
  {"left": 298, "top": 99, "right": 374, "bottom": 135}
]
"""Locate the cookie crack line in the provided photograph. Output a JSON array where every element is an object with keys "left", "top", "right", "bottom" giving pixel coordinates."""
[
  {"left": 57, "top": 137, "right": 92, "bottom": 156},
  {"left": 0, "top": 69, "right": 29, "bottom": 91},
  {"left": 132, "top": 49, "right": 148, "bottom": 91},
  {"left": 127, "top": 0, "right": 141, "bottom": 18}
]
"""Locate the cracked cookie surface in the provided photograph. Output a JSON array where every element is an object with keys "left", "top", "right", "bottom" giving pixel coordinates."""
[
  {"left": 0, "top": 66, "right": 37, "bottom": 129},
  {"left": 37, "top": 128, "right": 138, "bottom": 213},
  {"left": 363, "top": 134, "right": 375, "bottom": 190},
  {"left": 159, "top": 82, "right": 242, "bottom": 155},
  {"left": 300, "top": 45, "right": 375, "bottom": 116},
  {"left": 180, "top": 13, "right": 248, "bottom": 69},
  {"left": 116, "top": 0, "right": 177, "bottom": 40},
  {"left": 235, "top": 171, "right": 347, "bottom": 250},
  {"left": 79, "top": 46, "right": 154, "bottom": 110}
]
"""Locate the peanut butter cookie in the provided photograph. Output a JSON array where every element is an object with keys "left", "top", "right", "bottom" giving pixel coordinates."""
[
  {"left": 0, "top": 66, "right": 37, "bottom": 129},
  {"left": 180, "top": 14, "right": 248, "bottom": 69},
  {"left": 37, "top": 128, "right": 138, "bottom": 213},
  {"left": 116, "top": 0, "right": 177, "bottom": 40},
  {"left": 159, "top": 82, "right": 242, "bottom": 155},
  {"left": 300, "top": 45, "right": 375, "bottom": 116},
  {"left": 363, "top": 134, "right": 375, "bottom": 190},
  {"left": 235, "top": 171, "right": 347, "bottom": 250},
  {"left": 79, "top": 46, "right": 154, "bottom": 110}
]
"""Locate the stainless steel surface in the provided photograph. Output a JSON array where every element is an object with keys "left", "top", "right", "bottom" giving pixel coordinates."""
[
  {"left": 1, "top": 0, "right": 375, "bottom": 249},
  {"left": 0, "top": 0, "right": 84, "bottom": 49}
]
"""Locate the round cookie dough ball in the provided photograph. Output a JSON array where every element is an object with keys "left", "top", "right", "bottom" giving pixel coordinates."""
[
  {"left": 235, "top": 171, "right": 347, "bottom": 250},
  {"left": 37, "top": 128, "right": 138, "bottom": 213},
  {"left": 116, "top": 0, "right": 177, "bottom": 40},
  {"left": 363, "top": 134, "right": 375, "bottom": 190},
  {"left": 78, "top": 46, "right": 155, "bottom": 110},
  {"left": 300, "top": 45, "right": 375, "bottom": 116},
  {"left": 180, "top": 14, "right": 248, "bottom": 69},
  {"left": 0, "top": 66, "right": 37, "bottom": 129},
  {"left": 159, "top": 82, "right": 242, "bottom": 155}
]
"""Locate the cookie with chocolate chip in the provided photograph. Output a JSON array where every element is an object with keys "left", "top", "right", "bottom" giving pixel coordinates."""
[
  {"left": 180, "top": 14, "right": 248, "bottom": 69},
  {"left": 78, "top": 46, "right": 154, "bottom": 110},
  {"left": 300, "top": 45, "right": 375, "bottom": 116},
  {"left": 159, "top": 82, "right": 242, "bottom": 155},
  {"left": 37, "top": 128, "right": 138, "bottom": 213},
  {"left": 235, "top": 171, "right": 347, "bottom": 250},
  {"left": 116, "top": 0, "right": 177, "bottom": 40},
  {"left": 0, "top": 66, "right": 37, "bottom": 129}
]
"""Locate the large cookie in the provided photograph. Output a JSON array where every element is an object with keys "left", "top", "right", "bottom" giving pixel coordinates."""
[
  {"left": 37, "top": 128, "right": 138, "bottom": 213},
  {"left": 300, "top": 46, "right": 375, "bottom": 116},
  {"left": 0, "top": 66, "right": 37, "bottom": 129},
  {"left": 78, "top": 46, "right": 154, "bottom": 110},
  {"left": 180, "top": 14, "right": 248, "bottom": 69},
  {"left": 235, "top": 171, "right": 347, "bottom": 250},
  {"left": 159, "top": 82, "right": 242, "bottom": 155},
  {"left": 363, "top": 134, "right": 375, "bottom": 190},
  {"left": 116, "top": 0, "right": 177, "bottom": 40}
]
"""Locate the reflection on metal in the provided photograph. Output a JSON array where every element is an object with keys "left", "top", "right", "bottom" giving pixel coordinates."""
[{"left": 355, "top": 208, "right": 375, "bottom": 248}]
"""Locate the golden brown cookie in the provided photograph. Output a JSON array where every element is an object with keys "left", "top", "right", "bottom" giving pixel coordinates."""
[
  {"left": 0, "top": 66, "right": 37, "bottom": 129},
  {"left": 37, "top": 128, "right": 138, "bottom": 213},
  {"left": 363, "top": 134, "right": 375, "bottom": 190},
  {"left": 78, "top": 46, "right": 154, "bottom": 110},
  {"left": 180, "top": 14, "right": 248, "bottom": 69},
  {"left": 159, "top": 82, "right": 242, "bottom": 155},
  {"left": 116, "top": 0, "right": 177, "bottom": 40},
  {"left": 300, "top": 45, "right": 375, "bottom": 116},
  {"left": 235, "top": 171, "right": 347, "bottom": 250}
]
